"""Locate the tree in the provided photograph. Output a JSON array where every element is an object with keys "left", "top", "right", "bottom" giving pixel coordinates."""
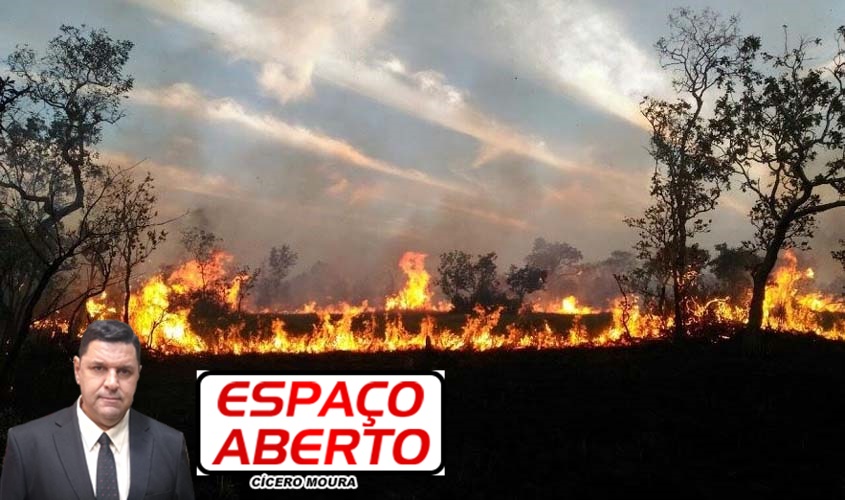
[
  {"left": 522, "top": 237, "right": 582, "bottom": 299},
  {"left": 505, "top": 265, "right": 547, "bottom": 306},
  {"left": 628, "top": 8, "right": 745, "bottom": 339},
  {"left": 524, "top": 237, "right": 582, "bottom": 275},
  {"left": 230, "top": 265, "right": 260, "bottom": 313},
  {"left": 109, "top": 170, "right": 168, "bottom": 322},
  {"left": 574, "top": 250, "right": 637, "bottom": 307},
  {"left": 0, "top": 25, "right": 134, "bottom": 391},
  {"left": 436, "top": 251, "right": 475, "bottom": 311},
  {"left": 625, "top": 204, "right": 675, "bottom": 320},
  {"left": 708, "top": 243, "right": 762, "bottom": 301},
  {"left": 712, "top": 26, "right": 845, "bottom": 336},
  {"left": 436, "top": 251, "right": 508, "bottom": 311},
  {"left": 172, "top": 227, "right": 234, "bottom": 349},
  {"left": 255, "top": 244, "right": 298, "bottom": 308},
  {"left": 179, "top": 226, "right": 221, "bottom": 292}
]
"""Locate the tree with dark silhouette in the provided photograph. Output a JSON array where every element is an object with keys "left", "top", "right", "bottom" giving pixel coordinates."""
[
  {"left": 628, "top": 8, "right": 746, "bottom": 339},
  {"left": 179, "top": 226, "right": 221, "bottom": 292},
  {"left": 436, "top": 251, "right": 508, "bottom": 311},
  {"left": 109, "top": 171, "right": 168, "bottom": 323},
  {"left": 712, "top": 26, "right": 845, "bottom": 338},
  {"left": 0, "top": 26, "right": 135, "bottom": 392},
  {"left": 708, "top": 243, "right": 762, "bottom": 302},
  {"left": 506, "top": 265, "right": 547, "bottom": 307}
]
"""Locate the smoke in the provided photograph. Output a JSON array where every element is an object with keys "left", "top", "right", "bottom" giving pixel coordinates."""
[
  {"left": 479, "top": 0, "right": 671, "bottom": 128},
  {"left": 131, "top": 84, "right": 467, "bottom": 193}
]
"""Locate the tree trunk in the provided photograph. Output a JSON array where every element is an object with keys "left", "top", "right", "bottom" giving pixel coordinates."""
[
  {"left": 743, "top": 227, "right": 788, "bottom": 354},
  {"left": 672, "top": 216, "right": 688, "bottom": 341},
  {"left": 672, "top": 277, "right": 685, "bottom": 340},
  {"left": 0, "top": 260, "right": 64, "bottom": 399},
  {"left": 123, "top": 265, "right": 131, "bottom": 324},
  {"left": 746, "top": 267, "right": 771, "bottom": 335}
]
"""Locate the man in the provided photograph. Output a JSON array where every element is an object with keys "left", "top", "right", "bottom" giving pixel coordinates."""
[{"left": 0, "top": 320, "right": 195, "bottom": 499}]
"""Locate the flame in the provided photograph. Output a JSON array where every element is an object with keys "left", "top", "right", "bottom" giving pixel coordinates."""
[
  {"left": 533, "top": 295, "right": 600, "bottom": 314},
  {"left": 86, "top": 292, "right": 117, "bottom": 318},
  {"left": 85, "top": 251, "right": 244, "bottom": 353},
  {"left": 385, "top": 252, "right": 434, "bottom": 311},
  {"left": 759, "top": 250, "right": 845, "bottom": 339},
  {"left": 70, "top": 248, "right": 845, "bottom": 355}
]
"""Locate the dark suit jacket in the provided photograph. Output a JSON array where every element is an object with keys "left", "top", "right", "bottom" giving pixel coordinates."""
[{"left": 0, "top": 403, "right": 194, "bottom": 500}]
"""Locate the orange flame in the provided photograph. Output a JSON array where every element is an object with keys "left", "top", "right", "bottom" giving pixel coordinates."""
[
  {"left": 385, "top": 252, "right": 434, "bottom": 311},
  {"left": 759, "top": 250, "right": 845, "bottom": 339},
  {"left": 533, "top": 295, "right": 600, "bottom": 314},
  {"left": 74, "top": 248, "right": 845, "bottom": 355}
]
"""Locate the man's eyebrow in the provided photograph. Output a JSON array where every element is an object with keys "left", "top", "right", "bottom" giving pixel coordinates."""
[{"left": 85, "top": 360, "right": 136, "bottom": 370}]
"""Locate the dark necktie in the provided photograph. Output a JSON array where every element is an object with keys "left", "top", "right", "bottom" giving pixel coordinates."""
[{"left": 97, "top": 432, "right": 119, "bottom": 500}]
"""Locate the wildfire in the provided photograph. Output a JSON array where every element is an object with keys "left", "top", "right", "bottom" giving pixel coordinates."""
[
  {"left": 760, "top": 250, "right": 845, "bottom": 339},
  {"left": 86, "top": 292, "right": 117, "bottom": 319},
  {"left": 72, "top": 248, "right": 845, "bottom": 355},
  {"left": 533, "top": 295, "right": 600, "bottom": 314},
  {"left": 85, "top": 252, "right": 244, "bottom": 353},
  {"left": 385, "top": 252, "right": 434, "bottom": 311}
]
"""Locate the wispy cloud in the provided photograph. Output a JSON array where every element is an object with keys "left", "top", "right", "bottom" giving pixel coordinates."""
[
  {"left": 131, "top": 83, "right": 468, "bottom": 193},
  {"left": 135, "top": 0, "right": 391, "bottom": 103},
  {"left": 100, "top": 150, "right": 531, "bottom": 235},
  {"left": 100, "top": 150, "right": 250, "bottom": 202},
  {"left": 133, "top": 0, "right": 584, "bottom": 172},
  {"left": 438, "top": 200, "right": 532, "bottom": 231},
  {"left": 485, "top": 0, "right": 671, "bottom": 128},
  {"left": 319, "top": 56, "right": 585, "bottom": 172}
]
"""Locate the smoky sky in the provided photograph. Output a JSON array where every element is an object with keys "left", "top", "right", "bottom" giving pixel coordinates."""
[{"left": 1, "top": 0, "right": 844, "bottom": 288}]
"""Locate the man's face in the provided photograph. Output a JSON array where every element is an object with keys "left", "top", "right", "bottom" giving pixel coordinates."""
[{"left": 73, "top": 340, "right": 141, "bottom": 430}]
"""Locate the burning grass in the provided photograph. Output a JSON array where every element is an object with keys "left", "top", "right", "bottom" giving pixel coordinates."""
[{"left": 38, "top": 249, "right": 840, "bottom": 355}]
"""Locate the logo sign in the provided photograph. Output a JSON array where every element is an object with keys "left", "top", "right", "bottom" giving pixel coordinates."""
[{"left": 197, "top": 372, "right": 443, "bottom": 474}]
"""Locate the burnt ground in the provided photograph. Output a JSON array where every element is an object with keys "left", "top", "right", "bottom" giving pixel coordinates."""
[{"left": 4, "top": 332, "right": 845, "bottom": 499}]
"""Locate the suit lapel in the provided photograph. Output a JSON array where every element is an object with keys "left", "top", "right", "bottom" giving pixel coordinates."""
[
  {"left": 53, "top": 404, "right": 95, "bottom": 500},
  {"left": 127, "top": 410, "right": 153, "bottom": 500}
]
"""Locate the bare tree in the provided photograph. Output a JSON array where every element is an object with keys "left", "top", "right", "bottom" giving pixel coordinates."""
[
  {"left": 107, "top": 170, "right": 168, "bottom": 322},
  {"left": 231, "top": 265, "right": 261, "bottom": 313},
  {"left": 180, "top": 226, "right": 221, "bottom": 292},
  {"left": 713, "top": 26, "right": 845, "bottom": 337}
]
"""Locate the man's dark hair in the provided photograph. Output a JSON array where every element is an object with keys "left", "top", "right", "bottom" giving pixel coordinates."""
[{"left": 79, "top": 320, "right": 142, "bottom": 364}]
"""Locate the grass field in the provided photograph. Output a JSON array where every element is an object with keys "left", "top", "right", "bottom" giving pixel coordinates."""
[{"left": 4, "top": 327, "right": 845, "bottom": 498}]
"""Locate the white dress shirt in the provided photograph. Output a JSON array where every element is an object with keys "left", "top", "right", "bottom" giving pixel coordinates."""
[{"left": 76, "top": 398, "right": 131, "bottom": 500}]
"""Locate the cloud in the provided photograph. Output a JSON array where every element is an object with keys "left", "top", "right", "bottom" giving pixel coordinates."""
[
  {"left": 134, "top": 0, "right": 391, "bottom": 102},
  {"left": 485, "top": 0, "right": 672, "bottom": 128},
  {"left": 438, "top": 200, "right": 532, "bottom": 231},
  {"left": 133, "top": 0, "right": 586, "bottom": 172},
  {"left": 100, "top": 150, "right": 252, "bottom": 202},
  {"left": 97, "top": 151, "right": 410, "bottom": 240},
  {"left": 131, "top": 83, "right": 468, "bottom": 193},
  {"left": 319, "top": 56, "right": 587, "bottom": 172}
]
